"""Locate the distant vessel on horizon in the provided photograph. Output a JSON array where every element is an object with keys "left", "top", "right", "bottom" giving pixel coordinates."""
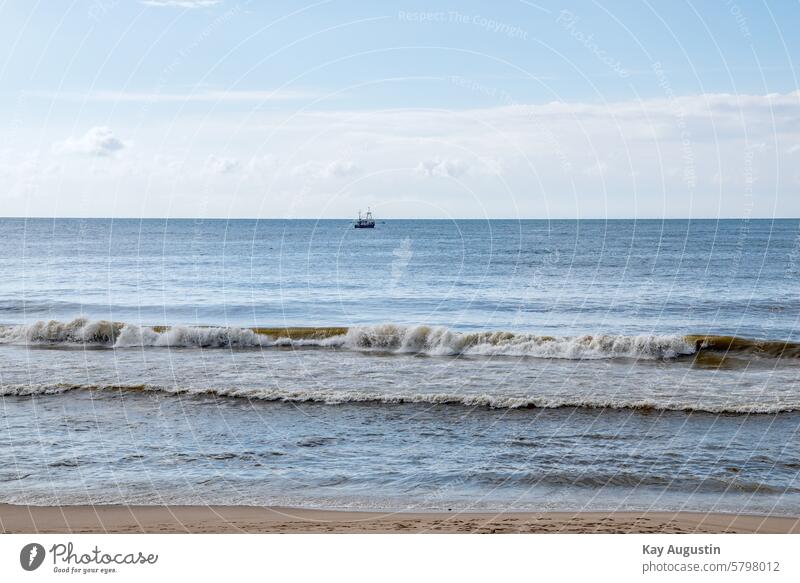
[{"left": 354, "top": 208, "right": 376, "bottom": 229}]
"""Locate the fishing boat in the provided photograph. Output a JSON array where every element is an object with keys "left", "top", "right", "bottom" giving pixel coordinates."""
[{"left": 354, "top": 208, "right": 376, "bottom": 229}]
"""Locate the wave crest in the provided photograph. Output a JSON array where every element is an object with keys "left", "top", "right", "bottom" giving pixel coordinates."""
[
  {"left": 1, "top": 319, "right": 798, "bottom": 361},
  {"left": 0, "top": 383, "right": 795, "bottom": 414},
  {"left": 0, "top": 317, "right": 124, "bottom": 344},
  {"left": 114, "top": 324, "right": 266, "bottom": 348},
  {"left": 342, "top": 324, "right": 695, "bottom": 359}
]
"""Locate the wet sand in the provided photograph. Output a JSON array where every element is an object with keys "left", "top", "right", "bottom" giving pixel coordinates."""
[{"left": 1, "top": 504, "right": 798, "bottom": 533}]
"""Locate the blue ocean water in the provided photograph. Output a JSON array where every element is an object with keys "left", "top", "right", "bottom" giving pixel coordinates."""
[
  {"left": 0, "top": 218, "right": 799, "bottom": 513},
  {"left": 0, "top": 217, "right": 798, "bottom": 336}
]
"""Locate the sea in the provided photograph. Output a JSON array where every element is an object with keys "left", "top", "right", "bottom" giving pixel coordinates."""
[{"left": 1, "top": 217, "right": 799, "bottom": 514}]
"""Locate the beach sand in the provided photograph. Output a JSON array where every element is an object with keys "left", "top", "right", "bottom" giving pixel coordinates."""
[{"left": 1, "top": 504, "right": 798, "bottom": 534}]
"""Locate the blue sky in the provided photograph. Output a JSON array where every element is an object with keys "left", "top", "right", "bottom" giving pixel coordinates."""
[{"left": 1, "top": 0, "right": 799, "bottom": 218}]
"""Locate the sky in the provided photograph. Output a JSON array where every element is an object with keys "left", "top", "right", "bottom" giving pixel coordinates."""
[{"left": 0, "top": 0, "right": 799, "bottom": 219}]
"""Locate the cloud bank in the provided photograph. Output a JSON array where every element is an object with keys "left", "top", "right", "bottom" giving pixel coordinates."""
[
  {"left": 11, "top": 89, "right": 800, "bottom": 218},
  {"left": 55, "top": 127, "right": 127, "bottom": 157}
]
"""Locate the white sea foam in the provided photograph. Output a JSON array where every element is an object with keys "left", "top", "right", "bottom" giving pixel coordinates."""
[
  {"left": 340, "top": 324, "right": 696, "bottom": 359},
  {"left": 0, "top": 318, "right": 708, "bottom": 360},
  {"left": 113, "top": 323, "right": 267, "bottom": 348},
  {"left": 0, "top": 382, "right": 794, "bottom": 414},
  {"left": 0, "top": 317, "right": 123, "bottom": 344}
]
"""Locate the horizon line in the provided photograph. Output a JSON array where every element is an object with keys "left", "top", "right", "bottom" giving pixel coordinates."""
[{"left": 1, "top": 216, "right": 799, "bottom": 221}]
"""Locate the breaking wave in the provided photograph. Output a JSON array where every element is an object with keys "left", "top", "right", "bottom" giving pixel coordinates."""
[
  {"left": 341, "top": 324, "right": 695, "bottom": 359},
  {"left": 0, "top": 382, "right": 796, "bottom": 414},
  {"left": 0, "top": 318, "right": 798, "bottom": 361}
]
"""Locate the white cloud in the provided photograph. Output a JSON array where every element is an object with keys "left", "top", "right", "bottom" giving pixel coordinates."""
[
  {"left": 245, "top": 154, "right": 277, "bottom": 174},
  {"left": 291, "top": 160, "right": 361, "bottom": 179},
  {"left": 55, "top": 127, "right": 127, "bottom": 157},
  {"left": 416, "top": 158, "right": 468, "bottom": 178},
  {"left": 415, "top": 157, "right": 502, "bottom": 179},
  {"left": 140, "top": 1, "right": 221, "bottom": 7},
  {"left": 208, "top": 156, "right": 240, "bottom": 174},
  {"left": 325, "top": 160, "right": 360, "bottom": 178}
]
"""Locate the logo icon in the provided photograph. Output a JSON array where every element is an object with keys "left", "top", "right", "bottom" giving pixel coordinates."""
[{"left": 20, "top": 543, "right": 46, "bottom": 571}]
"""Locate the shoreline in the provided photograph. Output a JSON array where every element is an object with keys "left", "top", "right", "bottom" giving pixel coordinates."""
[{"left": 1, "top": 504, "right": 798, "bottom": 534}]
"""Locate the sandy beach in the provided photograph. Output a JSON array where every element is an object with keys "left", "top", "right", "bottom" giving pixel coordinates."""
[{"left": 1, "top": 504, "right": 797, "bottom": 534}]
